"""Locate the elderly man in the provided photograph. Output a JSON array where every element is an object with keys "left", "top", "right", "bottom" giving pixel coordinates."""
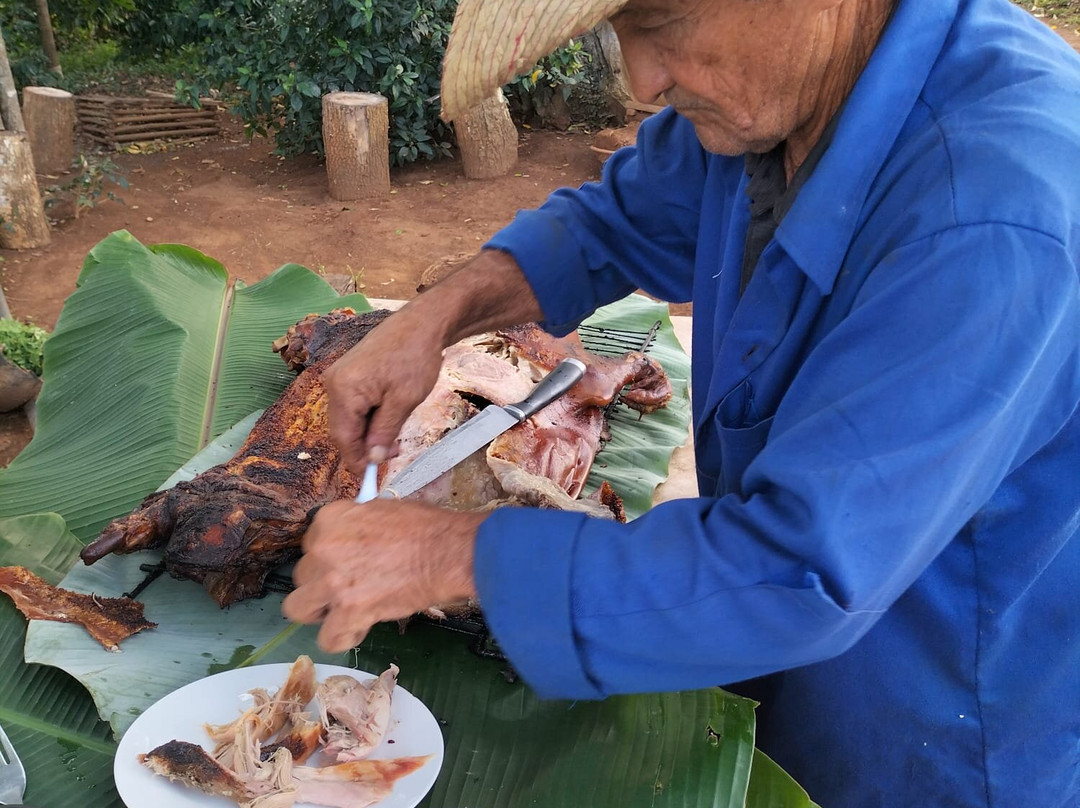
[{"left": 284, "top": 0, "right": 1080, "bottom": 804}]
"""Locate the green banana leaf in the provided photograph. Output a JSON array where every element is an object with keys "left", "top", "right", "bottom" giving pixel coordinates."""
[
  {"left": 0, "top": 232, "right": 817, "bottom": 807},
  {"left": 0, "top": 515, "right": 121, "bottom": 807},
  {"left": 0, "top": 230, "right": 371, "bottom": 540}
]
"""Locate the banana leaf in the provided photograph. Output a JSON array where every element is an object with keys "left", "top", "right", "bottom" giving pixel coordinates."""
[
  {"left": 0, "top": 230, "right": 371, "bottom": 540},
  {"left": 0, "top": 232, "right": 816, "bottom": 807},
  {"left": 0, "top": 515, "right": 121, "bottom": 807}
]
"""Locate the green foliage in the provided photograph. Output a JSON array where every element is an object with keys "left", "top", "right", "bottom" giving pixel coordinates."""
[
  {"left": 0, "top": 320, "right": 49, "bottom": 376},
  {"left": 171, "top": 0, "right": 456, "bottom": 165},
  {"left": 509, "top": 39, "right": 591, "bottom": 101},
  {"left": 43, "top": 154, "right": 129, "bottom": 217},
  {"left": 118, "top": 0, "right": 207, "bottom": 59},
  {"left": 505, "top": 39, "right": 592, "bottom": 128},
  {"left": 1, "top": 0, "right": 198, "bottom": 93}
]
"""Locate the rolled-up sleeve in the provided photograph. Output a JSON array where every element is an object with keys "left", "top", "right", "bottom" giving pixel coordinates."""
[
  {"left": 485, "top": 109, "right": 707, "bottom": 335},
  {"left": 474, "top": 223, "right": 1080, "bottom": 700}
]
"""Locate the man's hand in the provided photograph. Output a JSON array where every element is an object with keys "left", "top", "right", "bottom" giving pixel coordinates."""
[
  {"left": 324, "top": 312, "right": 445, "bottom": 472},
  {"left": 282, "top": 499, "right": 485, "bottom": 653},
  {"left": 323, "top": 249, "right": 544, "bottom": 475}
]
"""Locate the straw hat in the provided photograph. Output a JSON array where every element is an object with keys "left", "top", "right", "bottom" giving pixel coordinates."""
[{"left": 441, "top": 0, "right": 628, "bottom": 121}]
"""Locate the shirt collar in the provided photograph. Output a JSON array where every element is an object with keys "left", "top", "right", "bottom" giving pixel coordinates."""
[{"left": 774, "top": 0, "right": 961, "bottom": 294}]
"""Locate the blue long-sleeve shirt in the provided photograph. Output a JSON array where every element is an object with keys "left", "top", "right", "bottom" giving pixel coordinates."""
[{"left": 475, "top": 0, "right": 1080, "bottom": 805}]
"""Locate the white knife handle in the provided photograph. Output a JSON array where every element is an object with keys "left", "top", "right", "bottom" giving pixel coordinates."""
[{"left": 505, "top": 358, "right": 586, "bottom": 421}]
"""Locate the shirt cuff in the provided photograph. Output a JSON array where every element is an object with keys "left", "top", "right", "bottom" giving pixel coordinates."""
[
  {"left": 473, "top": 506, "right": 605, "bottom": 700},
  {"left": 484, "top": 210, "right": 596, "bottom": 337}
]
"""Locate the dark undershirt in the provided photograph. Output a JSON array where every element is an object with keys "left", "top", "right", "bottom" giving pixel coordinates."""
[{"left": 740, "top": 117, "right": 840, "bottom": 294}]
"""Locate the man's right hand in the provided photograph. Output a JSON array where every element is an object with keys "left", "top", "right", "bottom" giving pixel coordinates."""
[{"left": 324, "top": 248, "right": 545, "bottom": 475}]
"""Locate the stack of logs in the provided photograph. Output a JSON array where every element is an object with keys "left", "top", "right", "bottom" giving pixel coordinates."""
[{"left": 76, "top": 93, "right": 220, "bottom": 149}]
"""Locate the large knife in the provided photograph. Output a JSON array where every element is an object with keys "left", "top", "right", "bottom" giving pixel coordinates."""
[{"left": 375, "top": 357, "right": 587, "bottom": 500}]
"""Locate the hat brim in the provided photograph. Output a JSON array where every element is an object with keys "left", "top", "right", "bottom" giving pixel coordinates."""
[{"left": 441, "top": 0, "right": 628, "bottom": 121}]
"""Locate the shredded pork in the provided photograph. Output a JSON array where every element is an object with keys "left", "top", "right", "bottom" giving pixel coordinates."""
[{"left": 142, "top": 656, "right": 428, "bottom": 808}]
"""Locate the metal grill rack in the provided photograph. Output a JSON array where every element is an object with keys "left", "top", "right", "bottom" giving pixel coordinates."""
[
  {"left": 578, "top": 319, "right": 663, "bottom": 430},
  {"left": 123, "top": 320, "right": 667, "bottom": 665}
]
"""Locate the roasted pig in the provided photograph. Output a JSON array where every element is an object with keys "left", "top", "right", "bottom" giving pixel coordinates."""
[
  {"left": 81, "top": 308, "right": 672, "bottom": 606},
  {"left": 81, "top": 310, "right": 388, "bottom": 605}
]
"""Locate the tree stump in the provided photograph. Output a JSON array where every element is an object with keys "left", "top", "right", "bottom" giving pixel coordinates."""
[
  {"left": 322, "top": 92, "right": 390, "bottom": 200},
  {"left": 23, "top": 86, "right": 74, "bottom": 174},
  {"left": 455, "top": 90, "right": 517, "bottom": 179},
  {"left": 0, "top": 353, "right": 41, "bottom": 413},
  {"left": 0, "top": 131, "right": 50, "bottom": 249}
]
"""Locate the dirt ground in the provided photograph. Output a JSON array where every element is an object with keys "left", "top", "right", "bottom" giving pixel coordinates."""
[{"left": 0, "top": 118, "right": 616, "bottom": 466}]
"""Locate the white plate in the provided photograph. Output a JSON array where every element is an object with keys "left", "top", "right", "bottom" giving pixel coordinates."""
[{"left": 115, "top": 663, "right": 444, "bottom": 808}]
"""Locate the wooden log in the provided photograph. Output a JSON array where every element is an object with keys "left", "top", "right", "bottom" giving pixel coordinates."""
[
  {"left": 110, "top": 120, "right": 217, "bottom": 136},
  {"left": 112, "top": 126, "right": 218, "bottom": 142},
  {"left": 0, "top": 353, "right": 41, "bottom": 413},
  {"left": 454, "top": 89, "right": 517, "bottom": 179},
  {"left": 0, "top": 25, "right": 24, "bottom": 131},
  {"left": 113, "top": 111, "right": 217, "bottom": 124},
  {"left": 322, "top": 92, "right": 390, "bottom": 201},
  {"left": 22, "top": 86, "right": 74, "bottom": 173},
  {"left": 0, "top": 131, "right": 50, "bottom": 248}
]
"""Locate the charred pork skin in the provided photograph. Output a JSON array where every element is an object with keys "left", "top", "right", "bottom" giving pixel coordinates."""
[
  {"left": 82, "top": 308, "right": 672, "bottom": 607},
  {"left": 0, "top": 565, "right": 157, "bottom": 650},
  {"left": 81, "top": 310, "right": 391, "bottom": 606}
]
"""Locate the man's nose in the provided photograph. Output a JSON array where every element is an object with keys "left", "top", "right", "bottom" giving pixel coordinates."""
[{"left": 617, "top": 33, "right": 673, "bottom": 104}]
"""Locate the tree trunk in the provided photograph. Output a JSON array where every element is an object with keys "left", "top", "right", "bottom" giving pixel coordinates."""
[
  {"left": 34, "top": 0, "right": 62, "bottom": 77},
  {"left": 455, "top": 90, "right": 518, "bottom": 179},
  {"left": 0, "top": 131, "right": 51, "bottom": 249},
  {"left": 0, "top": 25, "right": 25, "bottom": 132},
  {"left": 23, "top": 86, "right": 74, "bottom": 173},
  {"left": 321, "top": 92, "right": 390, "bottom": 201}
]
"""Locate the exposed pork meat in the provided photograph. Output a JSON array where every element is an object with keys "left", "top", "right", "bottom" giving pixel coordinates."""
[
  {"left": 317, "top": 664, "right": 398, "bottom": 762},
  {"left": 141, "top": 740, "right": 255, "bottom": 801},
  {"left": 142, "top": 739, "right": 428, "bottom": 808},
  {"left": 382, "top": 325, "right": 672, "bottom": 512},
  {"left": 208, "top": 655, "right": 318, "bottom": 769},
  {"left": 139, "top": 659, "right": 427, "bottom": 808},
  {"left": 291, "top": 757, "right": 430, "bottom": 808},
  {"left": 81, "top": 308, "right": 672, "bottom": 607},
  {"left": 260, "top": 714, "right": 323, "bottom": 765},
  {"left": 0, "top": 565, "right": 156, "bottom": 651}
]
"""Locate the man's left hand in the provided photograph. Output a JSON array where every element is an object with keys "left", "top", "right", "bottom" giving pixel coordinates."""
[{"left": 283, "top": 498, "right": 484, "bottom": 653}]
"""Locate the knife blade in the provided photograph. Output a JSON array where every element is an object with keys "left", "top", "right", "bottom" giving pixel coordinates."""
[{"left": 378, "top": 357, "right": 587, "bottom": 500}]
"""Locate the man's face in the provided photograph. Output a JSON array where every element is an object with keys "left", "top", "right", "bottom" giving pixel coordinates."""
[{"left": 610, "top": 0, "right": 840, "bottom": 154}]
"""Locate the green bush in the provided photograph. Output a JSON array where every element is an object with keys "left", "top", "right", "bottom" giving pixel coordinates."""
[
  {"left": 118, "top": 0, "right": 208, "bottom": 59},
  {"left": 176, "top": 0, "right": 457, "bottom": 165},
  {"left": 3, "top": 0, "right": 591, "bottom": 164},
  {"left": 0, "top": 320, "right": 49, "bottom": 377},
  {"left": 505, "top": 38, "right": 591, "bottom": 126}
]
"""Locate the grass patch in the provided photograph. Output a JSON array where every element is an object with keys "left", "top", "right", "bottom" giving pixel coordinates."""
[{"left": 10, "top": 35, "right": 199, "bottom": 97}]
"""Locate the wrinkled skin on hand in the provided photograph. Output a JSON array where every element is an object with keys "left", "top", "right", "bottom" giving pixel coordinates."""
[
  {"left": 323, "top": 249, "right": 543, "bottom": 475},
  {"left": 324, "top": 312, "right": 446, "bottom": 474},
  {"left": 282, "top": 499, "right": 483, "bottom": 653}
]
